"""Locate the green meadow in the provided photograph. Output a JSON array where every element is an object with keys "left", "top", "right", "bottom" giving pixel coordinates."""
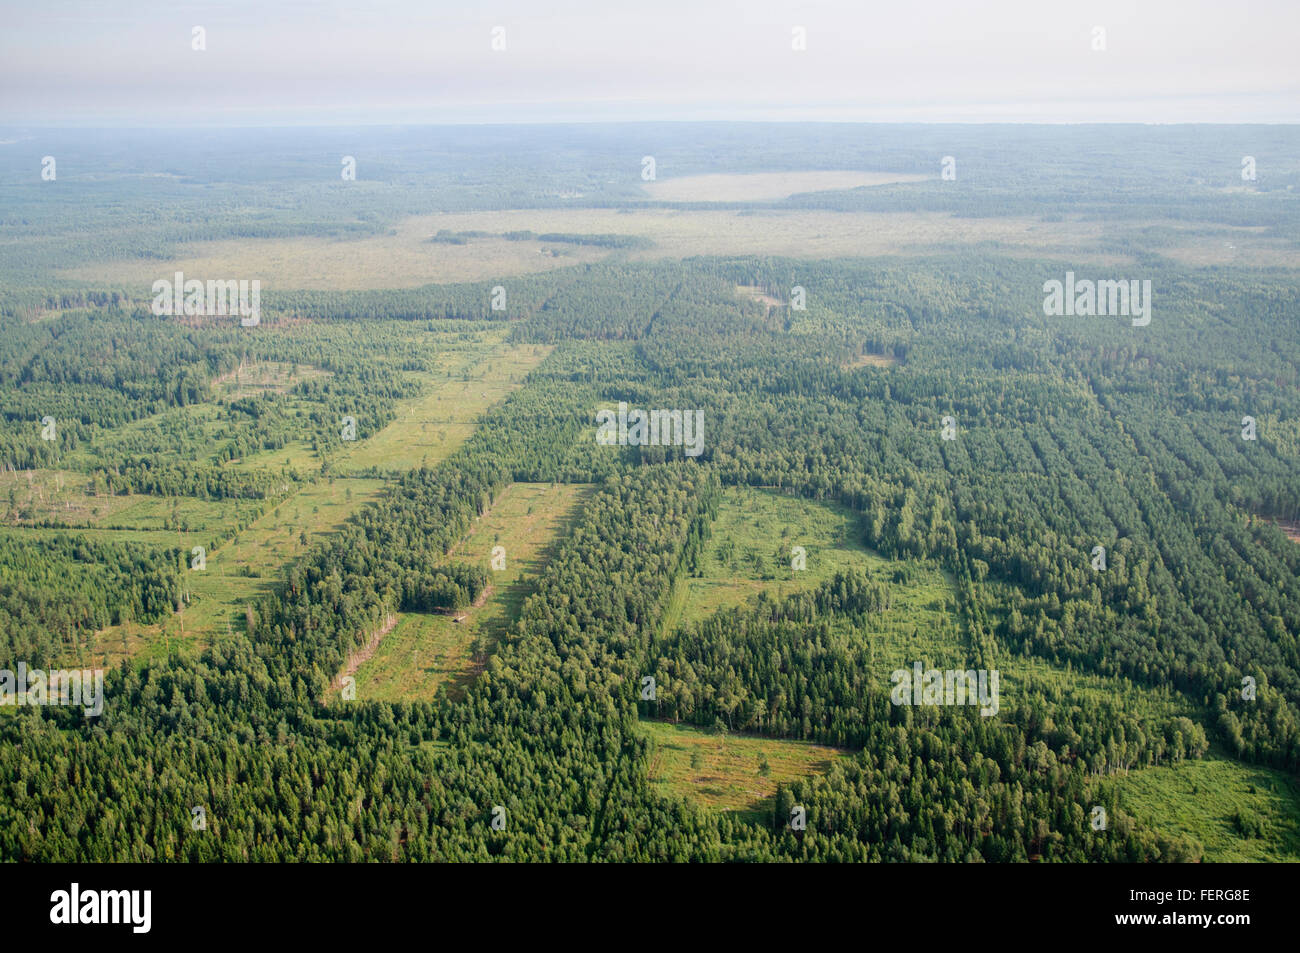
[
  {"left": 1108, "top": 752, "right": 1300, "bottom": 862},
  {"left": 639, "top": 719, "right": 850, "bottom": 822},
  {"left": 352, "top": 481, "right": 591, "bottom": 703}
]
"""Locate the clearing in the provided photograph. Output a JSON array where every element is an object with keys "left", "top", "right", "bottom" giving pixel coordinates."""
[
  {"left": 641, "top": 170, "right": 929, "bottom": 202},
  {"left": 81, "top": 477, "right": 387, "bottom": 665},
  {"left": 639, "top": 719, "right": 850, "bottom": 822},
  {"left": 212, "top": 361, "right": 331, "bottom": 398},
  {"left": 1108, "top": 752, "right": 1300, "bottom": 862},
  {"left": 59, "top": 336, "right": 549, "bottom": 665},
  {"left": 843, "top": 352, "right": 900, "bottom": 369},
  {"left": 659, "top": 486, "right": 963, "bottom": 676},
  {"left": 61, "top": 208, "right": 1148, "bottom": 292},
  {"left": 351, "top": 481, "right": 592, "bottom": 703},
  {"left": 341, "top": 341, "right": 552, "bottom": 473}
]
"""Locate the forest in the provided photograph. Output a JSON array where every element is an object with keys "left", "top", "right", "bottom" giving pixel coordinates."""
[{"left": 0, "top": 123, "right": 1297, "bottom": 861}]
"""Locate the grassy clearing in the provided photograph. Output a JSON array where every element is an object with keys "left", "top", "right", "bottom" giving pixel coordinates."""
[
  {"left": 212, "top": 360, "right": 331, "bottom": 397},
  {"left": 1107, "top": 752, "right": 1300, "bottom": 862},
  {"left": 0, "top": 469, "right": 134, "bottom": 525},
  {"left": 735, "top": 284, "right": 786, "bottom": 307},
  {"left": 0, "top": 475, "right": 260, "bottom": 545},
  {"left": 62, "top": 209, "right": 1148, "bottom": 292},
  {"left": 353, "top": 481, "right": 592, "bottom": 703},
  {"left": 667, "top": 486, "right": 885, "bottom": 629},
  {"left": 844, "top": 352, "right": 899, "bottom": 369},
  {"left": 175, "top": 477, "right": 386, "bottom": 638},
  {"left": 663, "top": 487, "right": 964, "bottom": 672},
  {"left": 224, "top": 440, "right": 323, "bottom": 475},
  {"left": 340, "top": 341, "right": 552, "bottom": 473},
  {"left": 639, "top": 719, "right": 850, "bottom": 821},
  {"left": 81, "top": 478, "right": 386, "bottom": 666},
  {"left": 43, "top": 334, "right": 547, "bottom": 667},
  {"left": 641, "top": 170, "right": 930, "bottom": 202},
  {"left": 667, "top": 487, "right": 1195, "bottom": 725},
  {"left": 61, "top": 214, "right": 609, "bottom": 290},
  {"left": 94, "top": 496, "right": 264, "bottom": 535}
]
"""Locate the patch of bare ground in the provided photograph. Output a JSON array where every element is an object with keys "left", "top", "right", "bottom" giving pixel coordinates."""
[
  {"left": 735, "top": 285, "right": 785, "bottom": 308},
  {"left": 844, "top": 352, "right": 900, "bottom": 369}
]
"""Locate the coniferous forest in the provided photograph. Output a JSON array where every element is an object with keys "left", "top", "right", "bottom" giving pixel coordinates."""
[{"left": 1, "top": 122, "right": 1298, "bottom": 869}]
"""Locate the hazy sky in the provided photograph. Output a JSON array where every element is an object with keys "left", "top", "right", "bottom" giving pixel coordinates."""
[{"left": 2, "top": 0, "right": 1297, "bottom": 125}]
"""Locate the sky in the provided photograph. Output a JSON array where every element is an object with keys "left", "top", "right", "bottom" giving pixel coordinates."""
[{"left": 1, "top": 0, "right": 1297, "bottom": 125}]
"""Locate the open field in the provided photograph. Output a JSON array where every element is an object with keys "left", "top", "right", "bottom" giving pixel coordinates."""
[
  {"left": 57, "top": 207, "right": 1300, "bottom": 292},
  {"left": 341, "top": 341, "right": 552, "bottom": 473},
  {"left": 352, "top": 481, "right": 592, "bottom": 702},
  {"left": 80, "top": 477, "right": 387, "bottom": 666},
  {"left": 60, "top": 213, "right": 610, "bottom": 290},
  {"left": 844, "top": 352, "right": 900, "bottom": 369},
  {"left": 226, "top": 330, "right": 527, "bottom": 475},
  {"left": 661, "top": 487, "right": 962, "bottom": 664},
  {"left": 641, "top": 170, "right": 930, "bottom": 201},
  {"left": 665, "top": 486, "right": 889, "bottom": 630},
  {"left": 1108, "top": 752, "right": 1300, "bottom": 862},
  {"left": 639, "top": 719, "right": 850, "bottom": 821},
  {"left": 213, "top": 360, "right": 331, "bottom": 398},
  {"left": 61, "top": 208, "right": 1199, "bottom": 292},
  {"left": 92, "top": 495, "right": 264, "bottom": 535},
  {"left": 29, "top": 333, "right": 548, "bottom": 667},
  {"left": 735, "top": 284, "right": 786, "bottom": 308},
  {"left": 1, "top": 469, "right": 135, "bottom": 525},
  {"left": 0, "top": 470, "right": 263, "bottom": 536}
]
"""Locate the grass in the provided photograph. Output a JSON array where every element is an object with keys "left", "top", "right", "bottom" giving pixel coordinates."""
[
  {"left": 0, "top": 469, "right": 136, "bottom": 525},
  {"left": 0, "top": 469, "right": 256, "bottom": 529},
  {"left": 339, "top": 341, "right": 552, "bottom": 473},
  {"left": 666, "top": 486, "right": 887, "bottom": 629},
  {"left": 844, "top": 352, "right": 900, "bottom": 369},
  {"left": 639, "top": 719, "right": 850, "bottom": 822},
  {"left": 0, "top": 492, "right": 264, "bottom": 588},
  {"left": 80, "top": 478, "right": 386, "bottom": 666},
  {"left": 60, "top": 214, "right": 610, "bottom": 290},
  {"left": 640, "top": 170, "right": 929, "bottom": 202},
  {"left": 1107, "top": 751, "right": 1300, "bottom": 862},
  {"left": 30, "top": 333, "right": 552, "bottom": 666},
  {"left": 212, "top": 360, "right": 331, "bottom": 398},
  {"left": 663, "top": 486, "right": 964, "bottom": 670},
  {"left": 352, "top": 481, "right": 592, "bottom": 703},
  {"left": 94, "top": 495, "right": 264, "bottom": 535},
  {"left": 666, "top": 486, "right": 1202, "bottom": 730},
  {"left": 50, "top": 327, "right": 517, "bottom": 478},
  {"left": 62, "top": 208, "right": 1153, "bottom": 293},
  {"left": 734, "top": 285, "right": 786, "bottom": 308}
]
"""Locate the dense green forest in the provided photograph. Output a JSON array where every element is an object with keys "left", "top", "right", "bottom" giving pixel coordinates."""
[{"left": 0, "top": 124, "right": 1297, "bottom": 861}]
